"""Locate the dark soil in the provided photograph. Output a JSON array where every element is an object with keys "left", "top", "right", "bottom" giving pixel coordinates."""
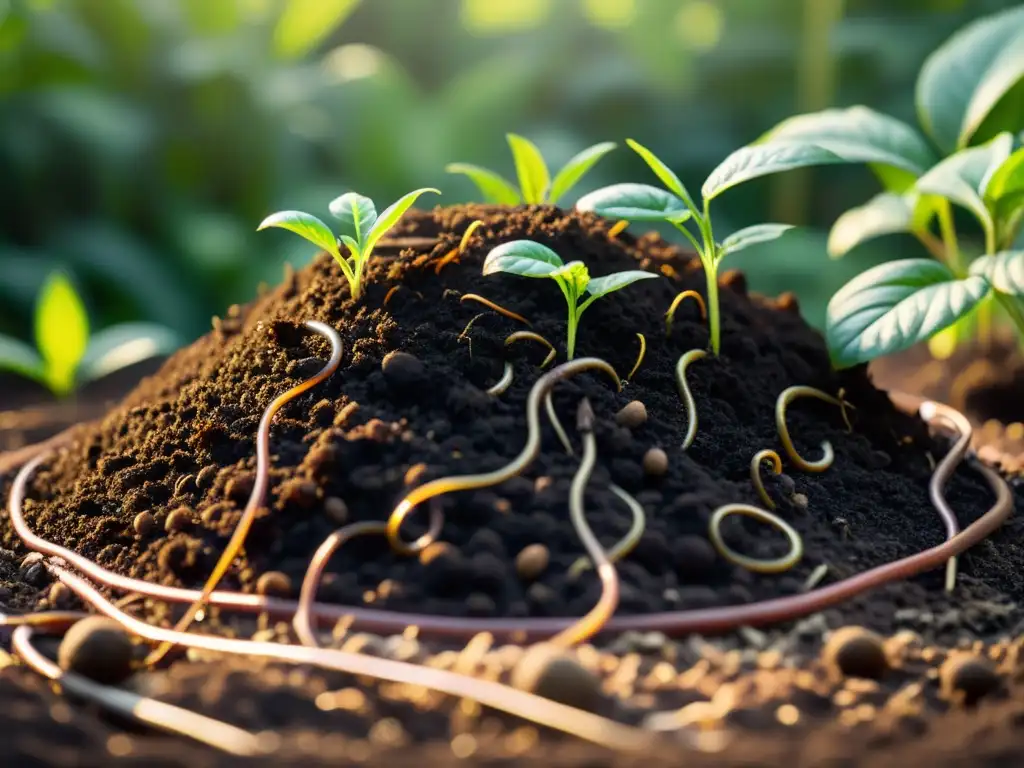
[{"left": 2, "top": 204, "right": 1023, "bottom": 766}]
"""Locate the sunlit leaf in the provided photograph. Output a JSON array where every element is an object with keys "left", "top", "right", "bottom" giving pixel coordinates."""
[
  {"left": 969, "top": 250, "right": 1024, "bottom": 296},
  {"left": 483, "top": 240, "right": 564, "bottom": 277},
  {"left": 257, "top": 210, "right": 341, "bottom": 260},
  {"left": 720, "top": 223, "right": 794, "bottom": 256},
  {"left": 506, "top": 133, "right": 550, "bottom": 204},
  {"left": 625, "top": 138, "right": 696, "bottom": 210},
  {"left": 35, "top": 272, "right": 90, "bottom": 396},
  {"left": 363, "top": 188, "right": 440, "bottom": 253},
  {"left": 828, "top": 193, "right": 914, "bottom": 258},
  {"left": 576, "top": 183, "right": 690, "bottom": 221},
  {"left": 77, "top": 323, "right": 181, "bottom": 383},
  {"left": 548, "top": 141, "right": 616, "bottom": 205},
  {"left": 445, "top": 163, "right": 522, "bottom": 205},
  {"left": 329, "top": 192, "right": 377, "bottom": 245},
  {"left": 585, "top": 270, "right": 658, "bottom": 299},
  {"left": 273, "top": 0, "right": 361, "bottom": 59},
  {"left": 984, "top": 147, "right": 1024, "bottom": 205},
  {"left": 703, "top": 142, "right": 848, "bottom": 200}
]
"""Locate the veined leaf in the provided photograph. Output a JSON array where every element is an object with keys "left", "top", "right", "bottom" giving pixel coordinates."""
[
  {"left": 703, "top": 142, "right": 848, "bottom": 201},
  {"left": 584, "top": 270, "right": 658, "bottom": 300},
  {"left": 825, "top": 259, "right": 990, "bottom": 368},
  {"left": 720, "top": 223, "right": 794, "bottom": 256},
  {"left": 483, "top": 240, "right": 564, "bottom": 277},
  {"left": 548, "top": 141, "right": 616, "bottom": 205},
  {"left": 984, "top": 146, "right": 1024, "bottom": 202},
  {"left": 363, "top": 188, "right": 440, "bottom": 254},
  {"left": 758, "top": 106, "right": 936, "bottom": 175},
  {"left": 625, "top": 139, "right": 696, "bottom": 210},
  {"left": 257, "top": 210, "right": 342, "bottom": 261},
  {"left": 0, "top": 334, "right": 44, "bottom": 383},
  {"left": 507, "top": 134, "right": 550, "bottom": 204},
  {"left": 828, "top": 193, "right": 914, "bottom": 258},
  {"left": 916, "top": 143, "right": 1006, "bottom": 237},
  {"left": 329, "top": 192, "right": 377, "bottom": 245},
  {"left": 77, "top": 323, "right": 181, "bottom": 384},
  {"left": 273, "top": 0, "right": 361, "bottom": 59},
  {"left": 970, "top": 250, "right": 1024, "bottom": 296},
  {"left": 445, "top": 163, "right": 521, "bottom": 205},
  {"left": 35, "top": 272, "right": 89, "bottom": 396},
  {"left": 576, "top": 183, "right": 690, "bottom": 222},
  {"left": 916, "top": 6, "right": 1024, "bottom": 152}
]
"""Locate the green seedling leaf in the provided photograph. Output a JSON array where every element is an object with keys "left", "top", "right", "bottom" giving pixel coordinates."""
[
  {"left": 916, "top": 6, "right": 1024, "bottom": 152},
  {"left": 825, "top": 259, "right": 990, "bottom": 368},
  {"left": 584, "top": 270, "right": 659, "bottom": 300},
  {"left": 720, "top": 223, "right": 794, "bottom": 256},
  {"left": 35, "top": 272, "right": 89, "bottom": 396},
  {"left": 257, "top": 210, "right": 342, "bottom": 261},
  {"left": 273, "top": 0, "right": 361, "bottom": 59},
  {"left": 363, "top": 188, "right": 440, "bottom": 254},
  {"left": 553, "top": 261, "right": 591, "bottom": 295},
  {"left": 329, "top": 192, "right": 377, "bottom": 245},
  {"left": 548, "top": 141, "right": 616, "bottom": 205},
  {"left": 483, "top": 239, "right": 564, "bottom": 277},
  {"left": 970, "top": 250, "right": 1024, "bottom": 296},
  {"left": 758, "top": 106, "right": 937, "bottom": 176},
  {"left": 507, "top": 133, "right": 550, "bottom": 204},
  {"left": 625, "top": 139, "right": 696, "bottom": 211},
  {"left": 0, "top": 334, "right": 44, "bottom": 383},
  {"left": 576, "top": 183, "right": 690, "bottom": 222},
  {"left": 339, "top": 235, "right": 361, "bottom": 261},
  {"left": 703, "top": 142, "right": 848, "bottom": 201},
  {"left": 827, "top": 192, "right": 915, "bottom": 258},
  {"left": 445, "top": 163, "right": 522, "bottom": 205},
  {"left": 984, "top": 146, "right": 1024, "bottom": 203},
  {"left": 916, "top": 147, "right": 1001, "bottom": 238},
  {"left": 77, "top": 323, "right": 181, "bottom": 384}
]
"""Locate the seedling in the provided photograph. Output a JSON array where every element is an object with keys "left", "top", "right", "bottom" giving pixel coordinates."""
[
  {"left": 258, "top": 188, "right": 440, "bottom": 300},
  {"left": 0, "top": 272, "right": 179, "bottom": 397},
  {"left": 447, "top": 134, "right": 616, "bottom": 206},
  {"left": 739, "top": 6, "right": 1024, "bottom": 366},
  {"left": 482, "top": 240, "right": 658, "bottom": 359},
  {"left": 577, "top": 139, "right": 793, "bottom": 354}
]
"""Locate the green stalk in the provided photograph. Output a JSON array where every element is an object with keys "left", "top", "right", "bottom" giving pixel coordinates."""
[
  {"left": 566, "top": 306, "right": 579, "bottom": 360},
  {"left": 698, "top": 200, "right": 721, "bottom": 355},
  {"left": 936, "top": 200, "right": 964, "bottom": 276}
]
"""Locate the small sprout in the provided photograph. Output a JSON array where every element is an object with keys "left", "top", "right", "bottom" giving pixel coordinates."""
[
  {"left": 708, "top": 503, "right": 804, "bottom": 574},
  {"left": 433, "top": 247, "right": 460, "bottom": 274},
  {"left": 447, "top": 135, "right": 616, "bottom": 205},
  {"left": 505, "top": 331, "right": 556, "bottom": 369},
  {"left": 483, "top": 240, "right": 658, "bottom": 359},
  {"left": 383, "top": 286, "right": 400, "bottom": 306},
  {"left": 665, "top": 289, "right": 707, "bottom": 338},
  {"left": 750, "top": 449, "right": 783, "bottom": 510},
  {"left": 775, "top": 386, "right": 854, "bottom": 472},
  {"left": 625, "top": 333, "right": 646, "bottom": 382},
  {"left": 459, "top": 220, "right": 485, "bottom": 252},
  {"left": 607, "top": 220, "right": 629, "bottom": 239},
  {"left": 459, "top": 294, "right": 532, "bottom": 326},
  {"left": 675, "top": 349, "right": 706, "bottom": 449},
  {"left": 0, "top": 272, "right": 180, "bottom": 398},
  {"left": 258, "top": 188, "right": 440, "bottom": 300},
  {"left": 486, "top": 361, "right": 515, "bottom": 396}
]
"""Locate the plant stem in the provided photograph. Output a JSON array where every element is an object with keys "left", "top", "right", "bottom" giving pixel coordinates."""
[
  {"left": 936, "top": 200, "right": 964, "bottom": 276},
  {"left": 566, "top": 309, "right": 579, "bottom": 360},
  {"left": 697, "top": 200, "right": 721, "bottom": 355}
]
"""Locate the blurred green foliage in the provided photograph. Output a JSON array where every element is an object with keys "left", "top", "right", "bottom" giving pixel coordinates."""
[{"left": 1, "top": 0, "right": 1019, "bottom": 348}]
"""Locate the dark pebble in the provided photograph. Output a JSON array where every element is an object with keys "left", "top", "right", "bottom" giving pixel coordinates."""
[
  {"left": 672, "top": 535, "right": 717, "bottom": 578},
  {"left": 515, "top": 544, "right": 550, "bottom": 582},
  {"left": 58, "top": 617, "right": 134, "bottom": 685},
  {"left": 381, "top": 351, "right": 426, "bottom": 388},
  {"left": 822, "top": 626, "right": 889, "bottom": 680},
  {"left": 940, "top": 653, "right": 1000, "bottom": 705},
  {"left": 133, "top": 511, "right": 155, "bottom": 536},
  {"left": 323, "top": 497, "right": 349, "bottom": 524},
  {"left": 511, "top": 644, "right": 604, "bottom": 713}
]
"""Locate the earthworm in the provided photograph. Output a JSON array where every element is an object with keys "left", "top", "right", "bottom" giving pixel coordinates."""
[
  {"left": 545, "top": 393, "right": 574, "bottom": 456},
  {"left": 675, "top": 349, "right": 706, "bottom": 450},
  {"left": 920, "top": 401, "right": 970, "bottom": 592},
  {"left": 549, "top": 399, "right": 619, "bottom": 647},
  {"left": 707, "top": 504, "right": 803, "bottom": 574},
  {"left": 567, "top": 483, "right": 646, "bottom": 579},
  {"left": 5, "top": 403, "right": 1008, "bottom": 640},
  {"left": 665, "top": 290, "right": 707, "bottom": 338},
  {"left": 774, "top": 386, "right": 851, "bottom": 472},
  {"left": 607, "top": 220, "right": 629, "bottom": 239},
  {"left": 11, "top": 624, "right": 265, "bottom": 756},
  {"left": 45, "top": 565, "right": 656, "bottom": 753},
  {"left": 459, "top": 294, "right": 531, "bottom": 326},
  {"left": 147, "top": 320, "right": 343, "bottom": 664},
  {"left": 385, "top": 358, "right": 621, "bottom": 556},
  {"left": 750, "top": 449, "right": 783, "bottom": 510},
  {"left": 626, "top": 333, "right": 646, "bottom": 382},
  {"left": 383, "top": 285, "right": 401, "bottom": 306},
  {"left": 505, "top": 331, "right": 556, "bottom": 369},
  {"left": 486, "top": 361, "right": 515, "bottom": 396}
]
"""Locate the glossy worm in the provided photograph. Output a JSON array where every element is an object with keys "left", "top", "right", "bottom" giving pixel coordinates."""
[
  {"left": 568, "top": 483, "right": 646, "bottom": 579},
  {"left": 676, "top": 349, "right": 706, "bottom": 450},
  {"left": 665, "top": 290, "right": 707, "bottom": 338},
  {"left": 750, "top": 449, "right": 783, "bottom": 510},
  {"left": 505, "top": 331, "right": 556, "bottom": 369},
  {"left": 708, "top": 504, "right": 803, "bottom": 574},
  {"left": 459, "top": 294, "right": 531, "bottom": 326},
  {"left": 486, "top": 361, "right": 515, "bottom": 396},
  {"left": 626, "top": 333, "right": 646, "bottom": 382},
  {"left": 775, "top": 385, "right": 852, "bottom": 473}
]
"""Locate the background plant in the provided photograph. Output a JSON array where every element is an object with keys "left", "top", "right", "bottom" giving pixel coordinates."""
[
  {"left": 447, "top": 133, "right": 616, "bottom": 205},
  {"left": 482, "top": 240, "right": 657, "bottom": 358}
]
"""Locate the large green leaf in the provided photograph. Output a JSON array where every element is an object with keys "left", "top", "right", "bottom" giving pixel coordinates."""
[
  {"left": 828, "top": 193, "right": 915, "bottom": 258},
  {"left": 720, "top": 223, "right": 794, "bottom": 256},
  {"left": 257, "top": 210, "right": 342, "bottom": 261},
  {"left": 584, "top": 270, "right": 659, "bottom": 300},
  {"left": 35, "top": 272, "right": 90, "bottom": 396},
  {"left": 273, "top": 0, "right": 361, "bottom": 59},
  {"left": 548, "top": 141, "right": 616, "bottom": 205},
  {"left": 825, "top": 259, "right": 991, "bottom": 368},
  {"left": 445, "top": 163, "right": 522, "bottom": 205},
  {"left": 363, "top": 188, "right": 440, "bottom": 254},
  {"left": 576, "top": 183, "right": 690, "bottom": 222},
  {"left": 329, "top": 192, "right": 377, "bottom": 245},
  {"left": 915, "top": 139, "right": 1010, "bottom": 238},
  {"left": 703, "top": 143, "right": 849, "bottom": 201},
  {"left": 506, "top": 134, "right": 550, "bottom": 204},
  {"left": 0, "top": 335, "right": 44, "bottom": 383},
  {"left": 77, "top": 323, "right": 181, "bottom": 384},
  {"left": 970, "top": 250, "right": 1024, "bottom": 296},
  {"left": 758, "top": 106, "right": 936, "bottom": 175},
  {"left": 984, "top": 147, "right": 1024, "bottom": 204},
  {"left": 483, "top": 240, "right": 564, "bottom": 277},
  {"left": 625, "top": 138, "right": 696, "bottom": 210},
  {"left": 916, "top": 6, "right": 1024, "bottom": 152}
]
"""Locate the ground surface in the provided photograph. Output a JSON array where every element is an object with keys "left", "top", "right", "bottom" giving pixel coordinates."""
[{"left": 1, "top": 204, "right": 1023, "bottom": 766}]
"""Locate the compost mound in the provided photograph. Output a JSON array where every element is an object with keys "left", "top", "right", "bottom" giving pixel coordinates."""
[{"left": 4, "top": 205, "right": 1021, "bottom": 633}]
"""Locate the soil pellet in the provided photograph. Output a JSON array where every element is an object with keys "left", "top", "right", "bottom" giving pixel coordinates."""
[
  {"left": 195, "top": 464, "right": 218, "bottom": 490},
  {"left": 165, "top": 507, "right": 194, "bottom": 532},
  {"left": 515, "top": 544, "right": 550, "bottom": 582},
  {"left": 381, "top": 351, "right": 425, "bottom": 387},
  {"left": 615, "top": 400, "right": 647, "bottom": 429},
  {"left": 58, "top": 617, "right": 134, "bottom": 685},
  {"left": 940, "top": 653, "right": 1000, "bottom": 705},
  {"left": 256, "top": 571, "right": 293, "bottom": 597},
  {"left": 225, "top": 473, "right": 255, "bottom": 503},
  {"left": 642, "top": 447, "right": 668, "bottom": 476},
  {"left": 511, "top": 644, "right": 604, "bottom": 713},
  {"left": 323, "top": 497, "right": 349, "bottom": 524},
  {"left": 132, "top": 511, "right": 155, "bottom": 536},
  {"left": 822, "top": 626, "right": 889, "bottom": 680}
]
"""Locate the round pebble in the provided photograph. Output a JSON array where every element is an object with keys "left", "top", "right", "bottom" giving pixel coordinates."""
[
  {"left": 822, "top": 626, "right": 888, "bottom": 680},
  {"left": 642, "top": 447, "right": 668, "bottom": 477},
  {"left": 58, "top": 617, "right": 135, "bottom": 685},
  {"left": 164, "top": 507, "right": 194, "bottom": 533},
  {"left": 615, "top": 401, "right": 648, "bottom": 429},
  {"left": 515, "top": 544, "right": 550, "bottom": 582},
  {"left": 323, "top": 497, "right": 349, "bottom": 524},
  {"left": 511, "top": 644, "right": 604, "bottom": 713},
  {"left": 256, "top": 571, "right": 293, "bottom": 597},
  {"left": 792, "top": 492, "right": 809, "bottom": 510},
  {"left": 940, "top": 653, "right": 1000, "bottom": 705},
  {"left": 133, "top": 511, "right": 155, "bottom": 536},
  {"left": 381, "top": 351, "right": 425, "bottom": 387}
]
